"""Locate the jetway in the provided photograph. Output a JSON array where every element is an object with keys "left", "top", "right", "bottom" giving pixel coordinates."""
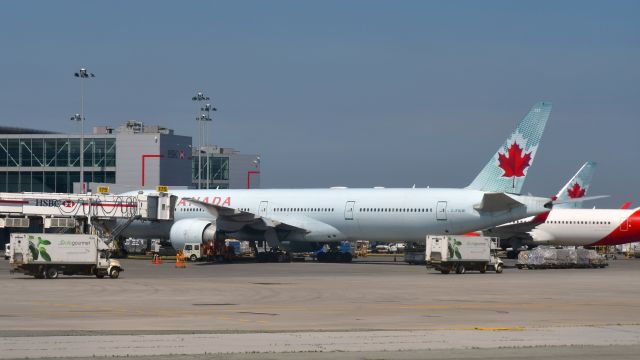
[{"left": 0, "top": 191, "right": 177, "bottom": 230}]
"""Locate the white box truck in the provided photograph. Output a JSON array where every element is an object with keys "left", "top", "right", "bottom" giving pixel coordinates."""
[
  {"left": 9, "top": 233, "right": 123, "bottom": 279},
  {"left": 426, "top": 235, "right": 503, "bottom": 274}
]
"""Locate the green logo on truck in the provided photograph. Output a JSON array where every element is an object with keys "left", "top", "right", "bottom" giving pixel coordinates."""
[
  {"left": 447, "top": 236, "right": 462, "bottom": 259},
  {"left": 28, "top": 235, "right": 51, "bottom": 262}
]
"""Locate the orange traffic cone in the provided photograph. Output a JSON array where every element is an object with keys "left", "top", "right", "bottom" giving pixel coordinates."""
[{"left": 152, "top": 254, "right": 159, "bottom": 265}]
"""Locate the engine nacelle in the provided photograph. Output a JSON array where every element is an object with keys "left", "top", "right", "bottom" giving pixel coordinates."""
[{"left": 169, "top": 219, "right": 217, "bottom": 250}]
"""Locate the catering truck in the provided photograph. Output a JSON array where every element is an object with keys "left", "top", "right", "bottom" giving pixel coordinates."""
[
  {"left": 9, "top": 233, "right": 123, "bottom": 279},
  {"left": 426, "top": 235, "right": 503, "bottom": 274}
]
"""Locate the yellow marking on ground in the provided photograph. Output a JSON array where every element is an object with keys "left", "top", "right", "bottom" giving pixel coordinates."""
[{"left": 472, "top": 326, "right": 526, "bottom": 331}]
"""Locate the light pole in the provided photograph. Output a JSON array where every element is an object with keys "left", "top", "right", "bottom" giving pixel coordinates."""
[
  {"left": 200, "top": 103, "right": 216, "bottom": 189},
  {"left": 195, "top": 113, "right": 211, "bottom": 189},
  {"left": 73, "top": 68, "right": 95, "bottom": 193},
  {"left": 192, "top": 91, "right": 209, "bottom": 189}
]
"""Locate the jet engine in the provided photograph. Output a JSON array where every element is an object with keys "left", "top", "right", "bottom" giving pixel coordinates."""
[{"left": 169, "top": 219, "right": 217, "bottom": 250}]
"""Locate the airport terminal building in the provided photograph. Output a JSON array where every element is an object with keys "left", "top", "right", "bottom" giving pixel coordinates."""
[{"left": 0, "top": 121, "right": 260, "bottom": 193}]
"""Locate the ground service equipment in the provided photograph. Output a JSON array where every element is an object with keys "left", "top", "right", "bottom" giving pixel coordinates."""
[
  {"left": 9, "top": 233, "right": 123, "bottom": 279},
  {"left": 426, "top": 235, "right": 503, "bottom": 274},
  {"left": 404, "top": 242, "right": 426, "bottom": 265}
]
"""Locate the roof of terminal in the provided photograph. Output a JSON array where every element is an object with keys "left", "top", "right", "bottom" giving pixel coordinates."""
[{"left": 0, "top": 126, "right": 59, "bottom": 135}]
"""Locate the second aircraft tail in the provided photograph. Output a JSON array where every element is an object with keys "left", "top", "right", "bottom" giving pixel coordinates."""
[{"left": 553, "top": 161, "right": 597, "bottom": 209}]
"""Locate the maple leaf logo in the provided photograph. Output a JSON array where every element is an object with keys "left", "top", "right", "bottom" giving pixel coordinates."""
[
  {"left": 497, "top": 142, "right": 532, "bottom": 178},
  {"left": 567, "top": 182, "right": 586, "bottom": 199}
]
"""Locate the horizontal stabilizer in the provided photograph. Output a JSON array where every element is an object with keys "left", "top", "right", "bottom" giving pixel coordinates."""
[
  {"left": 549, "top": 195, "right": 609, "bottom": 207},
  {"left": 473, "top": 192, "right": 524, "bottom": 212}
]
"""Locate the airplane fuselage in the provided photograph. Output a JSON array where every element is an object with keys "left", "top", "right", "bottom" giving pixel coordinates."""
[
  {"left": 122, "top": 188, "right": 548, "bottom": 244},
  {"left": 507, "top": 208, "right": 640, "bottom": 247}
]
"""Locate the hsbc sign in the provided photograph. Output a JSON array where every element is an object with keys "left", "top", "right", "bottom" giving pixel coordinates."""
[{"left": 34, "top": 199, "right": 76, "bottom": 208}]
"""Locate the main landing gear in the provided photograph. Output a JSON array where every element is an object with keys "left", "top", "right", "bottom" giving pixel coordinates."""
[
  {"left": 316, "top": 251, "right": 353, "bottom": 263},
  {"left": 255, "top": 249, "right": 292, "bottom": 263}
]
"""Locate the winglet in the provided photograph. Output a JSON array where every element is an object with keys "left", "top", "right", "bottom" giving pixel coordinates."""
[
  {"left": 553, "top": 161, "right": 597, "bottom": 209},
  {"left": 621, "top": 202, "right": 632, "bottom": 209},
  {"left": 467, "top": 102, "right": 552, "bottom": 194}
]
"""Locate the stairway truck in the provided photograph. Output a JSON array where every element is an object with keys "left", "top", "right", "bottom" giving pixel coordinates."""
[
  {"left": 9, "top": 233, "right": 123, "bottom": 279},
  {"left": 426, "top": 235, "right": 503, "bottom": 274}
]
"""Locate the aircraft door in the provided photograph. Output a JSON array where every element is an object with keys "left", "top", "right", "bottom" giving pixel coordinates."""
[
  {"left": 620, "top": 217, "right": 628, "bottom": 231},
  {"left": 259, "top": 201, "right": 269, "bottom": 217},
  {"left": 344, "top": 201, "right": 355, "bottom": 220},
  {"left": 436, "top": 201, "right": 447, "bottom": 220}
]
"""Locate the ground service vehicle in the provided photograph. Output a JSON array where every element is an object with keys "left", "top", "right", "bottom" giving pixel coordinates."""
[
  {"left": 4, "top": 243, "right": 9, "bottom": 260},
  {"left": 183, "top": 242, "right": 203, "bottom": 261},
  {"left": 404, "top": 243, "right": 426, "bottom": 265},
  {"left": 315, "top": 242, "right": 354, "bottom": 263},
  {"left": 9, "top": 233, "right": 123, "bottom": 279},
  {"left": 426, "top": 235, "right": 503, "bottom": 274}
]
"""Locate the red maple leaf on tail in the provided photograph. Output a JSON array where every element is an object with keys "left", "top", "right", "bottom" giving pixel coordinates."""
[
  {"left": 498, "top": 142, "right": 532, "bottom": 178},
  {"left": 567, "top": 182, "right": 586, "bottom": 199}
]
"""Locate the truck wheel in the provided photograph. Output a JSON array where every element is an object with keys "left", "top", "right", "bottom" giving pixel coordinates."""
[
  {"left": 455, "top": 265, "right": 465, "bottom": 274},
  {"left": 496, "top": 264, "right": 504, "bottom": 274},
  {"left": 45, "top": 267, "right": 58, "bottom": 279},
  {"left": 440, "top": 269, "right": 450, "bottom": 274},
  {"left": 110, "top": 268, "right": 120, "bottom": 279},
  {"left": 190, "top": 254, "right": 198, "bottom": 262},
  {"left": 480, "top": 265, "right": 487, "bottom": 274}
]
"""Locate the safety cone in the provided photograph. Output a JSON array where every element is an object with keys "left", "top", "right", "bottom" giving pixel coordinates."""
[{"left": 152, "top": 254, "right": 159, "bottom": 265}]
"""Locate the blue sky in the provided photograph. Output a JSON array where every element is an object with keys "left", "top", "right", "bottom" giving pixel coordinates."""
[{"left": 1, "top": 1, "right": 638, "bottom": 207}]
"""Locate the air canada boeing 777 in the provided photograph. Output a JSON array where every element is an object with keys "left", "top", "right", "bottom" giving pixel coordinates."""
[{"left": 121, "top": 102, "right": 554, "bottom": 252}]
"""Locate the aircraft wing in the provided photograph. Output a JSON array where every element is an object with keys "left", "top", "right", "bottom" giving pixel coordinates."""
[
  {"left": 482, "top": 211, "right": 550, "bottom": 241},
  {"left": 183, "top": 198, "right": 309, "bottom": 234}
]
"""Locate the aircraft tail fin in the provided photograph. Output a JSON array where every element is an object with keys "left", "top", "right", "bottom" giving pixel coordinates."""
[
  {"left": 553, "top": 161, "right": 597, "bottom": 209},
  {"left": 467, "top": 102, "right": 552, "bottom": 194}
]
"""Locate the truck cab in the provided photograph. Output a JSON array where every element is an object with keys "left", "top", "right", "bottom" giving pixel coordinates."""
[{"left": 183, "top": 243, "right": 203, "bottom": 261}]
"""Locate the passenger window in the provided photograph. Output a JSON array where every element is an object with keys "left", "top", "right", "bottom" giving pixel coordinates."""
[
  {"left": 185, "top": 245, "right": 192, "bottom": 250},
  {"left": 194, "top": 245, "right": 199, "bottom": 250}
]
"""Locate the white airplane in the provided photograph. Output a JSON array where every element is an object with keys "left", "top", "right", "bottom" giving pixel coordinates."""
[
  {"left": 484, "top": 161, "right": 640, "bottom": 250},
  {"left": 121, "top": 102, "right": 554, "bottom": 256}
]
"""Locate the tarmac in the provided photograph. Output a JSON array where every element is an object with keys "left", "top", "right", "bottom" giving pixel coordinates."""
[{"left": 1, "top": 255, "right": 640, "bottom": 359}]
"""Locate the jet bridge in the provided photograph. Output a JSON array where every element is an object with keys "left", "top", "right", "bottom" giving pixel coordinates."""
[{"left": 0, "top": 191, "right": 176, "bottom": 231}]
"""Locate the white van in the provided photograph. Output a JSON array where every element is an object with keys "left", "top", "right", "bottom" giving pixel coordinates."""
[{"left": 183, "top": 243, "right": 203, "bottom": 261}]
